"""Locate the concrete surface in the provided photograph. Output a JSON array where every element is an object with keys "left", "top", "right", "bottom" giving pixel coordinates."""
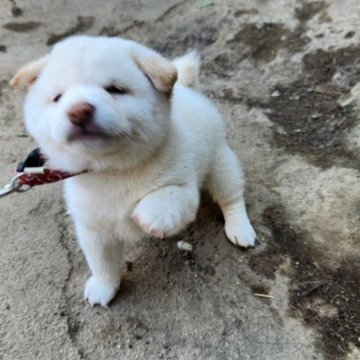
[{"left": 0, "top": 0, "right": 359, "bottom": 359}]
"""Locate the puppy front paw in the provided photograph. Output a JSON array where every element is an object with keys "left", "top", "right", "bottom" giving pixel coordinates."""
[
  {"left": 132, "top": 200, "right": 184, "bottom": 238},
  {"left": 132, "top": 207, "right": 179, "bottom": 238},
  {"left": 225, "top": 219, "right": 256, "bottom": 248},
  {"left": 84, "top": 276, "right": 119, "bottom": 307}
]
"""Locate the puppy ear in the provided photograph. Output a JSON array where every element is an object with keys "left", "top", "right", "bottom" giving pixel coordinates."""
[
  {"left": 133, "top": 52, "right": 177, "bottom": 95},
  {"left": 9, "top": 55, "right": 49, "bottom": 89}
]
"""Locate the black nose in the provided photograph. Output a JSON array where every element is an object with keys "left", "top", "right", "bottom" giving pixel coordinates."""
[{"left": 67, "top": 103, "right": 95, "bottom": 127}]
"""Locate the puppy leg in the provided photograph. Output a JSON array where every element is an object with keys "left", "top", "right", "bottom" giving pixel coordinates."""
[
  {"left": 76, "top": 225, "right": 124, "bottom": 307},
  {"left": 132, "top": 185, "right": 199, "bottom": 238},
  {"left": 207, "top": 144, "right": 256, "bottom": 247}
]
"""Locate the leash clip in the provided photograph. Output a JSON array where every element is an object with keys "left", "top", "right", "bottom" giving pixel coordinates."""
[
  {"left": 0, "top": 173, "right": 32, "bottom": 198},
  {"left": 1, "top": 148, "right": 86, "bottom": 198}
]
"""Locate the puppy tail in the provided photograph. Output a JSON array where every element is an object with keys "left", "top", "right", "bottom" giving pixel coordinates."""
[{"left": 172, "top": 50, "right": 201, "bottom": 89}]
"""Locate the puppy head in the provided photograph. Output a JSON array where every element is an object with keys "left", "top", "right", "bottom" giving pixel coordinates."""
[{"left": 10, "top": 36, "right": 177, "bottom": 172}]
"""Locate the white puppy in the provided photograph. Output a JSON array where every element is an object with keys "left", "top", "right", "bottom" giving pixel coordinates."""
[{"left": 10, "top": 36, "right": 256, "bottom": 307}]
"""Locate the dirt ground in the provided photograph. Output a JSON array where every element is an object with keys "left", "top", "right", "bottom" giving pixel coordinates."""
[{"left": 0, "top": 1, "right": 359, "bottom": 359}]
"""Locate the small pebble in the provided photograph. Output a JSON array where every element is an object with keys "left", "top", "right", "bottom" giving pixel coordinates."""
[
  {"left": 177, "top": 241, "right": 193, "bottom": 252},
  {"left": 271, "top": 90, "right": 281, "bottom": 97}
]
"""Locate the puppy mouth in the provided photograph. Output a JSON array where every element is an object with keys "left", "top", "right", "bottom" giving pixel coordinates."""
[{"left": 67, "top": 124, "right": 111, "bottom": 142}]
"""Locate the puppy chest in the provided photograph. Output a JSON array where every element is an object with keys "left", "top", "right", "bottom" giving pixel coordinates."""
[{"left": 65, "top": 178, "right": 140, "bottom": 223}]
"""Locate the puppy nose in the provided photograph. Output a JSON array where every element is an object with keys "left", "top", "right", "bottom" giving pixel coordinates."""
[{"left": 68, "top": 103, "right": 95, "bottom": 126}]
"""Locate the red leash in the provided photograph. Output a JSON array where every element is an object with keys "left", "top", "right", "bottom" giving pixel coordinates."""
[
  {"left": 17, "top": 168, "right": 79, "bottom": 188},
  {"left": 0, "top": 148, "right": 85, "bottom": 197}
]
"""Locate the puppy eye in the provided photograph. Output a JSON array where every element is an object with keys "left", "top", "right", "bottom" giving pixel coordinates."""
[
  {"left": 53, "top": 94, "right": 62, "bottom": 102},
  {"left": 104, "top": 85, "right": 127, "bottom": 95}
]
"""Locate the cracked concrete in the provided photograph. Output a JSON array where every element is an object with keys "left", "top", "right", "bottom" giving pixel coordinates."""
[{"left": 0, "top": 1, "right": 359, "bottom": 359}]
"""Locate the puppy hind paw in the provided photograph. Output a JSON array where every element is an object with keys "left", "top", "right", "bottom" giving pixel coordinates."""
[
  {"left": 84, "top": 276, "right": 119, "bottom": 307},
  {"left": 225, "top": 220, "right": 256, "bottom": 248}
]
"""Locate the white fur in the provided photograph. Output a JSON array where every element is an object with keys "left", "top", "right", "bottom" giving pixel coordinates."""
[
  {"left": 19, "top": 36, "right": 256, "bottom": 306},
  {"left": 173, "top": 50, "right": 201, "bottom": 88}
]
